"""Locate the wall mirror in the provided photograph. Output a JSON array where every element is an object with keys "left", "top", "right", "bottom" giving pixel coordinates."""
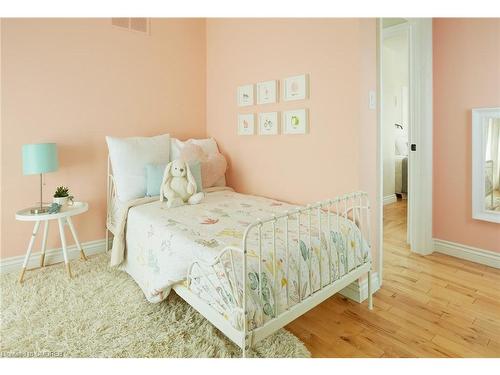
[{"left": 472, "top": 107, "right": 500, "bottom": 223}]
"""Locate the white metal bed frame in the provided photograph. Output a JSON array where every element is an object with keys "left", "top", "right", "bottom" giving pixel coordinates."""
[{"left": 106, "top": 158, "right": 374, "bottom": 357}]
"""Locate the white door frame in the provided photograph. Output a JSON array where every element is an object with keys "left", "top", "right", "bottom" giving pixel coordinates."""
[
  {"left": 407, "top": 18, "right": 434, "bottom": 255},
  {"left": 377, "top": 18, "right": 434, "bottom": 282}
]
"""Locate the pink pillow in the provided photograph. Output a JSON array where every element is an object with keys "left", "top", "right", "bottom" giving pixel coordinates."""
[
  {"left": 180, "top": 143, "right": 205, "bottom": 163},
  {"left": 180, "top": 144, "right": 227, "bottom": 189}
]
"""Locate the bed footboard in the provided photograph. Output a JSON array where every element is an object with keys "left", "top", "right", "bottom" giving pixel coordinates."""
[{"left": 185, "top": 191, "right": 373, "bottom": 357}]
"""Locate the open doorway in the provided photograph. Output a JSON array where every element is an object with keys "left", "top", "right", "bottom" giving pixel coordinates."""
[
  {"left": 377, "top": 18, "right": 433, "bottom": 283},
  {"left": 381, "top": 19, "right": 410, "bottom": 246}
]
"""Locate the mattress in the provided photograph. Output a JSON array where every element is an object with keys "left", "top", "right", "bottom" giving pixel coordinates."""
[
  {"left": 120, "top": 190, "right": 370, "bottom": 330},
  {"left": 395, "top": 155, "right": 408, "bottom": 194}
]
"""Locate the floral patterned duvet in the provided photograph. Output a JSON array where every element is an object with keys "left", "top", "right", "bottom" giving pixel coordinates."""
[{"left": 121, "top": 189, "right": 370, "bottom": 330}]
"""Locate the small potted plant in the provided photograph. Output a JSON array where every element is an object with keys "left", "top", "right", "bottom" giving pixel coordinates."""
[{"left": 53, "top": 186, "right": 73, "bottom": 207}]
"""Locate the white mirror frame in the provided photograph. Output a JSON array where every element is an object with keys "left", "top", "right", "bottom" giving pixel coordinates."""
[{"left": 472, "top": 107, "right": 500, "bottom": 223}]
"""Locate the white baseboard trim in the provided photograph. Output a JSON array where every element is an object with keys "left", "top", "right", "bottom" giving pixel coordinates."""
[
  {"left": 0, "top": 238, "right": 110, "bottom": 274},
  {"left": 340, "top": 271, "right": 380, "bottom": 303},
  {"left": 434, "top": 238, "right": 500, "bottom": 269},
  {"left": 383, "top": 194, "right": 397, "bottom": 205}
]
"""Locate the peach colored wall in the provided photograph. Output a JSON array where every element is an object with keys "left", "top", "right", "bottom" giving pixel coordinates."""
[
  {"left": 433, "top": 18, "right": 500, "bottom": 252},
  {"left": 206, "top": 19, "right": 379, "bottom": 263},
  {"left": 1, "top": 18, "right": 207, "bottom": 258},
  {"left": 358, "top": 19, "right": 379, "bottom": 264}
]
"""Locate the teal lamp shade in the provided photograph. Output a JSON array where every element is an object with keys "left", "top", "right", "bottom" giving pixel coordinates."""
[{"left": 22, "top": 143, "right": 59, "bottom": 175}]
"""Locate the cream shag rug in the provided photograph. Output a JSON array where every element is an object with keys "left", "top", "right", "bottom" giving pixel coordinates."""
[{"left": 0, "top": 254, "right": 310, "bottom": 358}]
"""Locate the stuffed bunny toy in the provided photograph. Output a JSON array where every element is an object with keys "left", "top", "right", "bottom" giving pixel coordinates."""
[{"left": 160, "top": 159, "right": 204, "bottom": 208}]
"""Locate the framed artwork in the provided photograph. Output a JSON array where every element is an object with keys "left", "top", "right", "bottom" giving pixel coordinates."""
[
  {"left": 283, "top": 109, "right": 308, "bottom": 134},
  {"left": 256, "top": 80, "right": 278, "bottom": 104},
  {"left": 237, "top": 84, "right": 254, "bottom": 107},
  {"left": 283, "top": 74, "right": 309, "bottom": 101},
  {"left": 238, "top": 114, "right": 255, "bottom": 135},
  {"left": 259, "top": 112, "right": 279, "bottom": 135}
]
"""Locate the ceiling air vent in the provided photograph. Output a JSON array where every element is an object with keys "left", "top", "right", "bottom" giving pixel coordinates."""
[
  {"left": 130, "top": 18, "right": 149, "bottom": 33},
  {"left": 111, "top": 18, "right": 150, "bottom": 35}
]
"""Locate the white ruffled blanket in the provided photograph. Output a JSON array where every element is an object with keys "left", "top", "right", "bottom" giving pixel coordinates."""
[{"left": 110, "top": 196, "right": 158, "bottom": 267}]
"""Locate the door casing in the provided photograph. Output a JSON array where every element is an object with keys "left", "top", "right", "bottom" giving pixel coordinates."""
[{"left": 377, "top": 18, "right": 434, "bottom": 284}]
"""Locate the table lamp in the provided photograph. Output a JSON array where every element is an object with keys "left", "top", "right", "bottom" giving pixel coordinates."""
[{"left": 22, "top": 143, "right": 59, "bottom": 214}]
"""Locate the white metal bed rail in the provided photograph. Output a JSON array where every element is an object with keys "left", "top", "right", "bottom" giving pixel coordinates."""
[
  {"left": 106, "top": 156, "right": 117, "bottom": 251},
  {"left": 187, "top": 191, "right": 373, "bottom": 356}
]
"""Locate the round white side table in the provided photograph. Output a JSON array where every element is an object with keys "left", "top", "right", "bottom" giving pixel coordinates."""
[{"left": 15, "top": 202, "right": 89, "bottom": 283}]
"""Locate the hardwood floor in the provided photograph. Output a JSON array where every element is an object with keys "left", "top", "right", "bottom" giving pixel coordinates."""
[{"left": 285, "top": 198, "right": 500, "bottom": 357}]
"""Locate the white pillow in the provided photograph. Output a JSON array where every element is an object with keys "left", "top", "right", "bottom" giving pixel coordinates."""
[
  {"left": 170, "top": 138, "right": 184, "bottom": 160},
  {"left": 170, "top": 137, "right": 226, "bottom": 187},
  {"left": 106, "top": 134, "right": 170, "bottom": 201}
]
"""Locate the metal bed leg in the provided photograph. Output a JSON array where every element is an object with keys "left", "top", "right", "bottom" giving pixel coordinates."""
[
  {"left": 242, "top": 340, "right": 249, "bottom": 358},
  {"left": 242, "top": 332, "right": 252, "bottom": 358},
  {"left": 367, "top": 270, "right": 373, "bottom": 310}
]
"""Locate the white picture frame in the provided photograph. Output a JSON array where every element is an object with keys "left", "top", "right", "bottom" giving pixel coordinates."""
[
  {"left": 259, "top": 112, "right": 279, "bottom": 135},
  {"left": 256, "top": 80, "right": 278, "bottom": 105},
  {"left": 237, "top": 84, "right": 254, "bottom": 107},
  {"left": 283, "top": 109, "right": 308, "bottom": 135},
  {"left": 238, "top": 113, "right": 255, "bottom": 135},
  {"left": 283, "top": 74, "right": 309, "bottom": 101}
]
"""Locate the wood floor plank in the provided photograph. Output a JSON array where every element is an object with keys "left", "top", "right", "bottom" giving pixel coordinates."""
[
  {"left": 428, "top": 285, "right": 476, "bottom": 305},
  {"left": 337, "top": 330, "right": 385, "bottom": 357},
  {"left": 432, "top": 334, "right": 498, "bottom": 358},
  {"left": 487, "top": 339, "right": 500, "bottom": 354},
  {"left": 359, "top": 330, "right": 420, "bottom": 358},
  {"left": 286, "top": 199, "right": 500, "bottom": 357},
  {"left": 375, "top": 307, "right": 436, "bottom": 341},
  {"left": 473, "top": 316, "right": 500, "bottom": 337}
]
